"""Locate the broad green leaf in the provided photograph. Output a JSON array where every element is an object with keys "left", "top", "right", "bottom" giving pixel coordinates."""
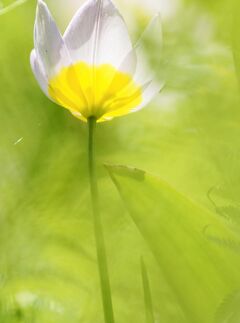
[{"left": 107, "top": 164, "right": 240, "bottom": 323}]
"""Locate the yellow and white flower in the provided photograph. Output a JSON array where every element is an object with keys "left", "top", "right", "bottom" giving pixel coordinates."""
[{"left": 30, "top": 0, "right": 162, "bottom": 122}]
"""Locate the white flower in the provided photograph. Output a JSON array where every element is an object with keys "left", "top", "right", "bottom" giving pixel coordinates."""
[{"left": 30, "top": 0, "right": 163, "bottom": 122}]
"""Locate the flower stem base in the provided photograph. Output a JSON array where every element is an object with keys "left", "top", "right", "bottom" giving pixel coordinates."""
[{"left": 88, "top": 117, "right": 115, "bottom": 323}]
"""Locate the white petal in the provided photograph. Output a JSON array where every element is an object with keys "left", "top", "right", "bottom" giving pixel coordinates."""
[
  {"left": 34, "top": 0, "right": 71, "bottom": 78},
  {"left": 135, "top": 14, "right": 162, "bottom": 83},
  {"left": 118, "top": 14, "right": 162, "bottom": 85},
  {"left": 104, "top": 14, "right": 162, "bottom": 111},
  {"left": 30, "top": 49, "right": 49, "bottom": 97},
  {"left": 64, "top": 0, "right": 133, "bottom": 68},
  {"left": 133, "top": 80, "right": 164, "bottom": 112}
]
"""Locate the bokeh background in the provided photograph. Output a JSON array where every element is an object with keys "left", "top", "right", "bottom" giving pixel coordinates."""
[{"left": 1, "top": 0, "right": 240, "bottom": 322}]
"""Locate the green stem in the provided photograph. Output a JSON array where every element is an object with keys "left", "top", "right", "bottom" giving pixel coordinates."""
[{"left": 88, "top": 117, "right": 115, "bottom": 323}]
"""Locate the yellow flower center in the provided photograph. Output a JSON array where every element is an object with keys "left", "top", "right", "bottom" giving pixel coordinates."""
[{"left": 48, "top": 62, "right": 143, "bottom": 122}]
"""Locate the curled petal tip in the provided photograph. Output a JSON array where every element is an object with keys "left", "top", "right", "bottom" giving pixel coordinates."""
[{"left": 37, "top": 0, "right": 46, "bottom": 8}]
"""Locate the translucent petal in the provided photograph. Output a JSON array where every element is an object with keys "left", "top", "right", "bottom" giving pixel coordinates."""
[
  {"left": 119, "top": 14, "right": 163, "bottom": 85},
  {"left": 100, "top": 13, "right": 163, "bottom": 116},
  {"left": 34, "top": 0, "right": 71, "bottom": 78},
  {"left": 63, "top": 0, "right": 133, "bottom": 68},
  {"left": 132, "top": 80, "right": 163, "bottom": 112},
  {"left": 99, "top": 79, "right": 163, "bottom": 121},
  {"left": 30, "top": 49, "right": 49, "bottom": 97}
]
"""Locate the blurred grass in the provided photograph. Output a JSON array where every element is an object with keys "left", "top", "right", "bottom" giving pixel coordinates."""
[{"left": 1, "top": 0, "right": 240, "bottom": 322}]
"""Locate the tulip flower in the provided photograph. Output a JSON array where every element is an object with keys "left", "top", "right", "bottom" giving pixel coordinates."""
[
  {"left": 30, "top": 1, "right": 162, "bottom": 323},
  {"left": 30, "top": 0, "right": 162, "bottom": 123}
]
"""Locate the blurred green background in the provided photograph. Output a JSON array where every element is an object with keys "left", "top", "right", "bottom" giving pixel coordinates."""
[{"left": 1, "top": 0, "right": 240, "bottom": 322}]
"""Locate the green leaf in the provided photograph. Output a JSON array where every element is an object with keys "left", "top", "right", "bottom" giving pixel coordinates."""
[{"left": 106, "top": 164, "right": 240, "bottom": 323}]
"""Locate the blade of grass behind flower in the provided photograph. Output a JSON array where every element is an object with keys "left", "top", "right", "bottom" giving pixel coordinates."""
[
  {"left": 0, "top": 0, "right": 28, "bottom": 16},
  {"left": 141, "top": 257, "right": 155, "bottom": 323}
]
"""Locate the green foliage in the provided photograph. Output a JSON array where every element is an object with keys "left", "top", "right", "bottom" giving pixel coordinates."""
[
  {"left": 107, "top": 164, "right": 240, "bottom": 323},
  {"left": 1, "top": 0, "right": 240, "bottom": 322}
]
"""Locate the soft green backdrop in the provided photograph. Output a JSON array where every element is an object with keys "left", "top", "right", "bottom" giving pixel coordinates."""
[{"left": 1, "top": 0, "right": 240, "bottom": 322}]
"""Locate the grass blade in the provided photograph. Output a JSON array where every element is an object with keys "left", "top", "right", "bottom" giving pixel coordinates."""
[{"left": 141, "top": 257, "right": 155, "bottom": 323}]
